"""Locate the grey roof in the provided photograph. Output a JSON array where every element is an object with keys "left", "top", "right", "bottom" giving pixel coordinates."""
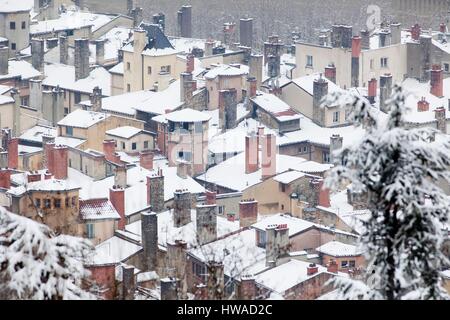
[{"left": 139, "top": 23, "right": 174, "bottom": 50}]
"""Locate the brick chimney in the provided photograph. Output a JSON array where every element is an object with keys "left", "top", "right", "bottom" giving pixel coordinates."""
[
  {"left": 141, "top": 212, "right": 158, "bottom": 271},
  {"left": 430, "top": 65, "right": 444, "bottom": 98},
  {"left": 7, "top": 138, "right": 18, "bottom": 170},
  {"left": 239, "top": 199, "right": 258, "bottom": 228},
  {"left": 205, "top": 190, "right": 217, "bottom": 205},
  {"left": 114, "top": 165, "right": 127, "bottom": 189},
  {"left": 186, "top": 53, "right": 195, "bottom": 73},
  {"left": 265, "top": 223, "right": 290, "bottom": 267},
  {"left": 52, "top": 145, "right": 68, "bottom": 180},
  {"left": 247, "top": 77, "right": 257, "bottom": 99},
  {"left": 261, "top": 134, "right": 277, "bottom": 180},
  {"left": 311, "top": 178, "right": 330, "bottom": 208},
  {"left": 173, "top": 190, "right": 191, "bottom": 227},
  {"left": 103, "top": 140, "right": 121, "bottom": 164},
  {"left": 368, "top": 78, "right": 377, "bottom": 104},
  {"left": 245, "top": 134, "right": 259, "bottom": 174},
  {"left": 44, "top": 141, "right": 55, "bottom": 174},
  {"left": 327, "top": 260, "right": 338, "bottom": 273},
  {"left": 27, "top": 171, "right": 42, "bottom": 183},
  {"left": 324, "top": 64, "right": 336, "bottom": 84},
  {"left": 147, "top": 169, "right": 164, "bottom": 212},
  {"left": 351, "top": 36, "right": 361, "bottom": 87},
  {"left": 140, "top": 150, "right": 154, "bottom": 170},
  {"left": 121, "top": 265, "right": 135, "bottom": 300},
  {"left": 110, "top": 186, "right": 126, "bottom": 230},
  {"left": 44, "top": 170, "right": 52, "bottom": 180},
  {"left": 238, "top": 275, "right": 256, "bottom": 300},
  {"left": 411, "top": 24, "right": 421, "bottom": 41},
  {"left": 307, "top": 263, "right": 319, "bottom": 276},
  {"left": 196, "top": 204, "right": 217, "bottom": 245},
  {"left": 0, "top": 169, "right": 11, "bottom": 189},
  {"left": 74, "top": 38, "right": 90, "bottom": 81},
  {"left": 351, "top": 36, "right": 362, "bottom": 57},
  {"left": 417, "top": 97, "right": 430, "bottom": 112}
]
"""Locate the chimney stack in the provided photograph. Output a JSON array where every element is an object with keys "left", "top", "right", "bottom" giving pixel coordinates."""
[
  {"left": 327, "top": 260, "right": 338, "bottom": 273},
  {"left": 267, "top": 55, "right": 280, "bottom": 78},
  {"left": 103, "top": 140, "right": 121, "bottom": 164},
  {"left": 196, "top": 204, "right": 217, "bottom": 245},
  {"left": 90, "top": 86, "right": 102, "bottom": 112},
  {"left": 121, "top": 265, "right": 135, "bottom": 300},
  {"left": 307, "top": 263, "right": 319, "bottom": 276},
  {"left": 160, "top": 278, "right": 180, "bottom": 300},
  {"left": 0, "top": 46, "right": 9, "bottom": 75},
  {"left": 173, "top": 190, "right": 191, "bottom": 227},
  {"left": 204, "top": 40, "right": 214, "bottom": 57},
  {"left": 417, "top": 97, "right": 430, "bottom": 112},
  {"left": 239, "top": 18, "right": 254, "bottom": 48},
  {"left": 52, "top": 145, "right": 68, "bottom": 180},
  {"left": 324, "top": 64, "right": 336, "bottom": 84},
  {"left": 140, "top": 150, "right": 154, "bottom": 170},
  {"left": 379, "top": 73, "right": 393, "bottom": 113},
  {"left": 245, "top": 134, "right": 259, "bottom": 174},
  {"left": 46, "top": 38, "right": 58, "bottom": 50},
  {"left": 31, "top": 38, "right": 45, "bottom": 73},
  {"left": 205, "top": 190, "right": 217, "bottom": 205},
  {"left": 95, "top": 39, "right": 105, "bottom": 65},
  {"left": 430, "top": 65, "right": 444, "bottom": 98},
  {"left": 176, "top": 160, "right": 191, "bottom": 179},
  {"left": 391, "top": 23, "right": 401, "bottom": 44},
  {"left": 141, "top": 212, "right": 158, "bottom": 271},
  {"left": 238, "top": 275, "right": 256, "bottom": 300},
  {"left": 180, "top": 72, "right": 193, "bottom": 103},
  {"left": 7, "top": 138, "right": 18, "bottom": 170},
  {"left": 261, "top": 134, "right": 276, "bottom": 180},
  {"left": 0, "top": 169, "right": 11, "bottom": 189},
  {"left": 27, "top": 171, "right": 42, "bottom": 183},
  {"left": 114, "top": 165, "right": 127, "bottom": 189},
  {"left": 435, "top": 107, "right": 447, "bottom": 134},
  {"left": 249, "top": 54, "right": 263, "bottom": 89},
  {"left": 74, "top": 38, "right": 90, "bottom": 81},
  {"left": 206, "top": 261, "right": 225, "bottom": 300},
  {"left": 59, "top": 35, "right": 68, "bottom": 65},
  {"left": 147, "top": 170, "right": 164, "bottom": 212},
  {"left": 186, "top": 53, "right": 195, "bottom": 73},
  {"left": 368, "top": 78, "right": 377, "bottom": 104},
  {"left": 351, "top": 36, "right": 361, "bottom": 87},
  {"left": 130, "top": 7, "right": 143, "bottom": 28},
  {"left": 239, "top": 199, "right": 258, "bottom": 228},
  {"left": 330, "top": 134, "right": 343, "bottom": 165},
  {"left": 311, "top": 178, "right": 331, "bottom": 208},
  {"left": 152, "top": 13, "right": 166, "bottom": 33},
  {"left": 177, "top": 5, "right": 192, "bottom": 38},
  {"left": 378, "top": 29, "right": 390, "bottom": 48},
  {"left": 42, "top": 134, "right": 55, "bottom": 171},
  {"left": 247, "top": 77, "right": 257, "bottom": 100},
  {"left": 360, "top": 29, "right": 370, "bottom": 50},
  {"left": 411, "top": 24, "right": 421, "bottom": 41},
  {"left": 265, "top": 224, "right": 290, "bottom": 267},
  {"left": 313, "top": 76, "right": 328, "bottom": 125},
  {"left": 219, "top": 89, "right": 237, "bottom": 132},
  {"left": 110, "top": 186, "right": 126, "bottom": 230}
]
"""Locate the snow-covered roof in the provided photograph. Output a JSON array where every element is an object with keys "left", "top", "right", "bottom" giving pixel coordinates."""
[
  {"left": 142, "top": 47, "right": 179, "bottom": 57},
  {"left": 254, "top": 259, "right": 328, "bottom": 294},
  {"left": 19, "top": 125, "right": 86, "bottom": 148},
  {"left": 30, "top": 10, "right": 115, "bottom": 34},
  {"left": 57, "top": 109, "right": 110, "bottom": 129},
  {"left": 0, "top": 60, "right": 41, "bottom": 81},
  {"left": 80, "top": 198, "right": 121, "bottom": 221},
  {"left": 87, "top": 236, "right": 142, "bottom": 266},
  {"left": 0, "top": 0, "right": 32, "bottom": 12},
  {"left": 106, "top": 126, "right": 144, "bottom": 139},
  {"left": 8, "top": 178, "right": 81, "bottom": 197},
  {"left": 316, "top": 240, "right": 363, "bottom": 257},
  {"left": 0, "top": 94, "right": 14, "bottom": 105},
  {"left": 251, "top": 92, "right": 301, "bottom": 122},
  {"left": 168, "top": 37, "right": 218, "bottom": 54},
  {"left": 272, "top": 170, "right": 306, "bottom": 184},
  {"left": 204, "top": 64, "right": 248, "bottom": 80},
  {"left": 109, "top": 62, "right": 124, "bottom": 75},
  {"left": 124, "top": 209, "right": 240, "bottom": 248},
  {"left": 252, "top": 213, "right": 357, "bottom": 238},
  {"left": 188, "top": 228, "right": 267, "bottom": 278},
  {"left": 196, "top": 153, "right": 312, "bottom": 192},
  {"left": 126, "top": 80, "right": 183, "bottom": 116},
  {"left": 287, "top": 73, "right": 342, "bottom": 97},
  {"left": 165, "top": 108, "right": 211, "bottom": 123},
  {"left": 401, "top": 77, "right": 450, "bottom": 124},
  {"left": 43, "top": 64, "right": 111, "bottom": 96},
  {"left": 289, "top": 161, "right": 333, "bottom": 174}
]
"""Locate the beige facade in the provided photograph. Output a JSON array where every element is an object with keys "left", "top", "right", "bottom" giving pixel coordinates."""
[
  {"left": 206, "top": 75, "right": 245, "bottom": 109},
  {"left": 58, "top": 115, "right": 145, "bottom": 151},
  {"left": 0, "top": 102, "right": 40, "bottom": 136},
  {"left": 81, "top": 219, "right": 116, "bottom": 245},
  {"left": 110, "top": 71, "right": 124, "bottom": 96},
  {"left": 0, "top": 10, "right": 30, "bottom": 54},
  {"left": 106, "top": 131, "right": 155, "bottom": 153}
]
